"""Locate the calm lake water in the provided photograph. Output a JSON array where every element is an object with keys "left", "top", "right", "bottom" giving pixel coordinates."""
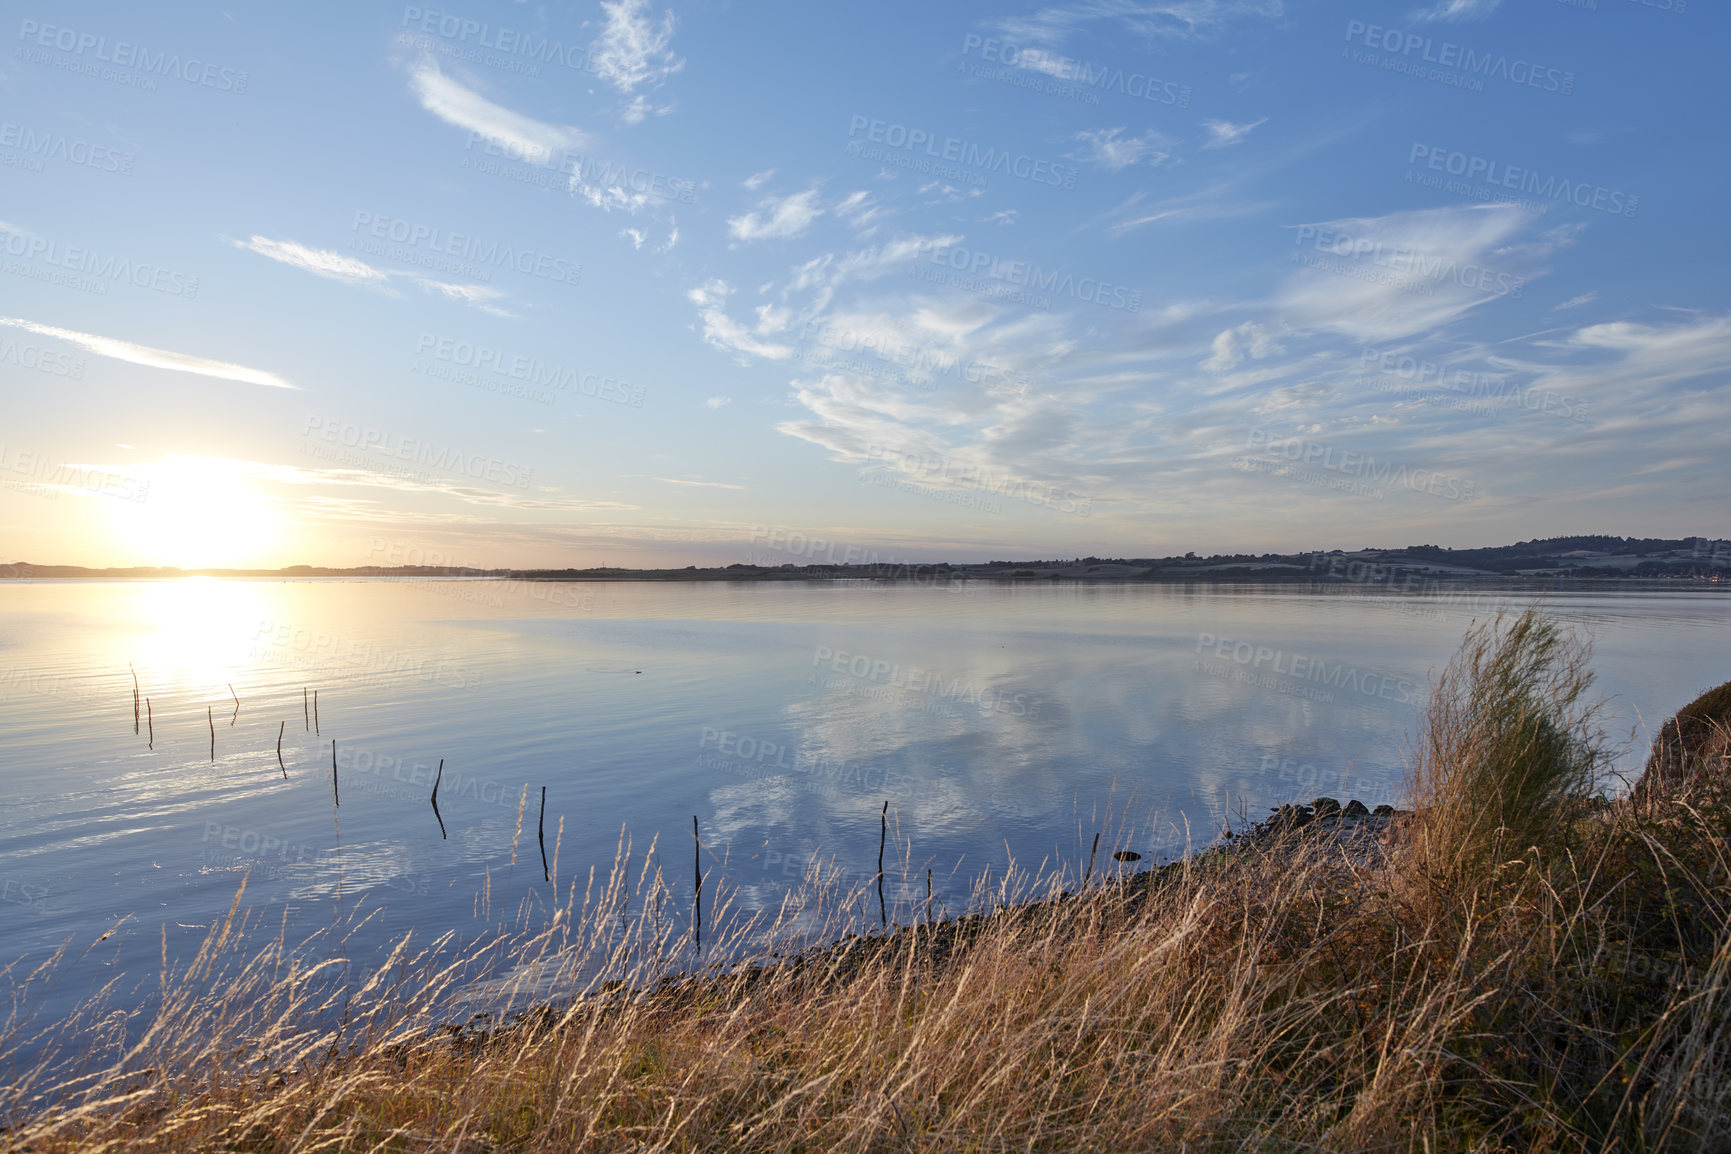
[{"left": 2, "top": 578, "right": 1727, "bottom": 1046}]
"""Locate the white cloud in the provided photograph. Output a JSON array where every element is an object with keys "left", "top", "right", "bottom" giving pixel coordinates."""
[
  {"left": 622, "top": 228, "right": 647, "bottom": 250},
  {"left": 743, "top": 169, "right": 775, "bottom": 190},
  {"left": 992, "top": 1, "right": 1284, "bottom": 48},
  {"left": 653, "top": 474, "right": 741, "bottom": 487},
  {"left": 987, "top": 209, "right": 1019, "bottom": 226},
  {"left": 835, "top": 190, "right": 887, "bottom": 234},
  {"left": 1555, "top": 291, "right": 1598, "bottom": 311},
  {"left": 591, "top": 0, "right": 684, "bottom": 93},
  {"left": 1071, "top": 127, "right": 1175, "bottom": 171},
  {"left": 0, "top": 317, "right": 293, "bottom": 388},
  {"left": 228, "top": 236, "right": 389, "bottom": 286},
  {"left": 409, "top": 62, "right": 589, "bottom": 161},
  {"left": 1203, "top": 117, "right": 1267, "bottom": 149},
  {"left": 1202, "top": 321, "right": 1284, "bottom": 372},
  {"left": 687, "top": 280, "right": 795, "bottom": 361},
  {"left": 1275, "top": 205, "right": 1537, "bottom": 342},
  {"left": 1410, "top": 0, "right": 1501, "bottom": 21},
  {"left": 702, "top": 399, "right": 733, "bottom": 411},
  {"left": 729, "top": 190, "right": 825, "bottom": 242},
  {"left": 230, "top": 235, "right": 508, "bottom": 315}
]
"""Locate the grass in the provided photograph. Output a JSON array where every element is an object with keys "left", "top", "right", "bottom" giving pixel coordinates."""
[{"left": 3, "top": 610, "right": 1729, "bottom": 1152}]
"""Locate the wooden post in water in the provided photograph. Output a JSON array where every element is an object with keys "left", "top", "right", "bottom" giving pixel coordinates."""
[
  {"left": 130, "top": 663, "right": 139, "bottom": 734},
  {"left": 431, "top": 759, "right": 446, "bottom": 839},
  {"left": 877, "top": 800, "right": 888, "bottom": 928},
  {"left": 146, "top": 698, "right": 153, "bottom": 749},
  {"left": 276, "top": 721, "right": 287, "bottom": 778},
  {"left": 538, "top": 786, "right": 549, "bottom": 882},
  {"left": 303, "top": 687, "right": 309, "bottom": 731},
  {"left": 331, "top": 740, "right": 338, "bottom": 807},
  {"left": 208, "top": 706, "right": 214, "bottom": 763},
  {"left": 228, "top": 683, "right": 239, "bottom": 725},
  {"left": 313, "top": 690, "right": 320, "bottom": 736}
]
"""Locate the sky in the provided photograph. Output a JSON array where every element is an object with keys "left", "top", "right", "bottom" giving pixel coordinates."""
[{"left": 0, "top": 0, "right": 1726, "bottom": 570}]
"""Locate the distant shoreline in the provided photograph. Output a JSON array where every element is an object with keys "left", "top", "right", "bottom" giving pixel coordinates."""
[{"left": 3, "top": 534, "right": 1727, "bottom": 584}]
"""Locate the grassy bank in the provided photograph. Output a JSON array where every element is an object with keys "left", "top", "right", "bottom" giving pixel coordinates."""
[{"left": 4, "top": 610, "right": 1728, "bottom": 1152}]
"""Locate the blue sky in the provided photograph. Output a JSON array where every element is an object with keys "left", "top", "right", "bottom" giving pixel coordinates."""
[{"left": 0, "top": 0, "right": 1725, "bottom": 568}]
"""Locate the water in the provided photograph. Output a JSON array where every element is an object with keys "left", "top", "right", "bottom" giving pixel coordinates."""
[{"left": 2, "top": 577, "right": 1727, "bottom": 1048}]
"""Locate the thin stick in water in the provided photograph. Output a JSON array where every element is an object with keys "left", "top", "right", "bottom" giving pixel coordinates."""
[
  {"left": 228, "top": 683, "right": 239, "bottom": 725},
  {"left": 208, "top": 706, "right": 214, "bottom": 763},
  {"left": 130, "top": 663, "right": 139, "bottom": 734},
  {"left": 303, "top": 687, "right": 309, "bottom": 731},
  {"left": 146, "top": 698, "right": 153, "bottom": 750},
  {"left": 314, "top": 690, "right": 320, "bottom": 736},
  {"left": 538, "top": 786, "right": 549, "bottom": 882},
  {"left": 330, "top": 739, "right": 338, "bottom": 807},
  {"left": 693, "top": 815, "right": 702, "bottom": 952},
  {"left": 1084, "top": 831, "right": 1100, "bottom": 887},
  {"left": 431, "top": 759, "right": 446, "bottom": 839},
  {"left": 877, "top": 800, "right": 888, "bottom": 928},
  {"left": 276, "top": 721, "right": 286, "bottom": 778}
]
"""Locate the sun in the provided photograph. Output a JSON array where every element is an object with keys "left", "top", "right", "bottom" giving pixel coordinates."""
[{"left": 105, "top": 456, "right": 283, "bottom": 569}]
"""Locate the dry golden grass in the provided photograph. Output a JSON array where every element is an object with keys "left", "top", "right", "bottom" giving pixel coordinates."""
[{"left": 3, "top": 615, "right": 1729, "bottom": 1152}]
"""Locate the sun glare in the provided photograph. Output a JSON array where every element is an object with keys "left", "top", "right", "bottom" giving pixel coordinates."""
[
  {"left": 133, "top": 577, "right": 273, "bottom": 685},
  {"left": 105, "top": 457, "right": 283, "bottom": 569}
]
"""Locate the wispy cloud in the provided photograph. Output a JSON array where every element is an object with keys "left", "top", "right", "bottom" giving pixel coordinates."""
[
  {"left": 1410, "top": 0, "right": 1501, "bottom": 22},
  {"left": 992, "top": 1, "right": 1284, "bottom": 48},
  {"left": 743, "top": 169, "right": 776, "bottom": 190},
  {"left": 1071, "top": 127, "right": 1175, "bottom": 171},
  {"left": 229, "top": 235, "right": 510, "bottom": 315},
  {"left": 0, "top": 317, "right": 294, "bottom": 389},
  {"left": 409, "top": 61, "right": 589, "bottom": 160},
  {"left": 687, "top": 280, "right": 795, "bottom": 361},
  {"left": 591, "top": 0, "right": 684, "bottom": 96},
  {"left": 704, "top": 398, "right": 733, "bottom": 411},
  {"left": 729, "top": 190, "right": 825, "bottom": 242},
  {"left": 653, "top": 475, "right": 742, "bottom": 488},
  {"left": 229, "top": 236, "right": 389, "bottom": 287},
  {"left": 1203, "top": 117, "right": 1267, "bottom": 148}
]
